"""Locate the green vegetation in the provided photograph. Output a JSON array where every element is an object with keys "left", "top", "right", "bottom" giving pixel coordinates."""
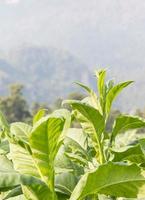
[
  {"left": 0, "top": 84, "right": 31, "bottom": 123},
  {"left": 0, "top": 69, "right": 145, "bottom": 199}
]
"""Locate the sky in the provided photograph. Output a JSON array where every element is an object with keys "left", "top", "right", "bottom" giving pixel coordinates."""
[{"left": 0, "top": 0, "right": 145, "bottom": 67}]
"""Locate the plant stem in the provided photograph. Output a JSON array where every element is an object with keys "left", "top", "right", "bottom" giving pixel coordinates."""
[
  {"left": 106, "top": 133, "right": 113, "bottom": 161},
  {"left": 96, "top": 135, "right": 105, "bottom": 164}
]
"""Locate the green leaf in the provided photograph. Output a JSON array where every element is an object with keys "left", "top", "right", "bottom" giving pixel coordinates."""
[
  {"left": 75, "top": 82, "right": 100, "bottom": 111},
  {"left": 66, "top": 101, "right": 104, "bottom": 140},
  {"left": 65, "top": 145, "right": 88, "bottom": 167},
  {"left": 69, "top": 162, "right": 145, "bottom": 200},
  {"left": 105, "top": 81, "right": 133, "bottom": 116},
  {"left": 33, "top": 109, "right": 47, "bottom": 125},
  {"left": 66, "top": 128, "right": 87, "bottom": 150},
  {"left": 10, "top": 122, "right": 32, "bottom": 144},
  {"left": 55, "top": 172, "right": 78, "bottom": 197},
  {"left": 64, "top": 100, "right": 105, "bottom": 163},
  {"left": 9, "top": 122, "right": 50, "bottom": 200},
  {"left": 9, "top": 123, "right": 38, "bottom": 178},
  {"left": 0, "top": 111, "right": 9, "bottom": 139},
  {"left": 112, "top": 144, "right": 145, "bottom": 164},
  {"left": 0, "top": 155, "right": 20, "bottom": 192},
  {"left": 21, "top": 175, "right": 53, "bottom": 200},
  {"left": 96, "top": 69, "right": 106, "bottom": 98},
  {"left": 0, "top": 140, "right": 9, "bottom": 155},
  {"left": 30, "top": 115, "right": 65, "bottom": 190},
  {"left": 3, "top": 186, "right": 22, "bottom": 200},
  {"left": 139, "top": 138, "right": 145, "bottom": 155},
  {"left": 64, "top": 129, "right": 89, "bottom": 167},
  {"left": 111, "top": 115, "right": 145, "bottom": 140},
  {"left": 10, "top": 143, "right": 39, "bottom": 178},
  {"left": 95, "top": 69, "right": 106, "bottom": 112},
  {"left": 55, "top": 136, "right": 84, "bottom": 198},
  {"left": 55, "top": 146, "right": 75, "bottom": 174},
  {"left": 75, "top": 82, "right": 93, "bottom": 94},
  {"left": 57, "top": 193, "right": 69, "bottom": 200},
  {"left": 52, "top": 109, "right": 71, "bottom": 133}
]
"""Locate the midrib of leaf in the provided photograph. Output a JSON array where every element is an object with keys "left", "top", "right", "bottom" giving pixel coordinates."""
[
  {"left": 77, "top": 106, "right": 105, "bottom": 164},
  {"left": 34, "top": 122, "right": 54, "bottom": 189},
  {"left": 20, "top": 146, "right": 46, "bottom": 184},
  {"left": 82, "top": 117, "right": 104, "bottom": 164}
]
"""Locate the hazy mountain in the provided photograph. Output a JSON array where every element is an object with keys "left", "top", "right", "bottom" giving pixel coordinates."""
[
  {"left": 0, "top": 46, "right": 90, "bottom": 104},
  {"left": 0, "top": 45, "right": 144, "bottom": 112}
]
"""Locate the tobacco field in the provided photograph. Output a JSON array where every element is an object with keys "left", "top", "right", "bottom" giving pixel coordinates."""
[{"left": 0, "top": 70, "right": 145, "bottom": 200}]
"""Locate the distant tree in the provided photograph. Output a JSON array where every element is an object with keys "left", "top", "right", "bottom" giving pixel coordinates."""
[
  {"left": 51, "top": 93, "right": 85, "bottom": 112},
  {"left": 135, "top": 108, "right": 144, "bottom": 118},
  {"left": 0, "top": 84, "right": 31, "bottom": 123},
  {"left": 53, "top": 98, "right": 63, "bottom": 110},
  {"left": 135, "top": 108, "right": 145, "bottom": 133},
  {"left": 31, "top": 102, "right": 52, "bottom": 116},
  {"left": 67, "top": 92, "right": 85, "bottom": 101}
]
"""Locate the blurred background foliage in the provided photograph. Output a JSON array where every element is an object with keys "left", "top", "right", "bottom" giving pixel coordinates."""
[{"left": 1, "top": 83, "right": 145, "bottom": 135}]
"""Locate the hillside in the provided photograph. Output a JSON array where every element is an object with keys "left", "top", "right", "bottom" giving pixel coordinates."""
[
  {"left": 0, "top": 46, "right": 90, "bottom": 103},
  {"left": 0, "top": 46, "right": 144, "bottom": 112}
]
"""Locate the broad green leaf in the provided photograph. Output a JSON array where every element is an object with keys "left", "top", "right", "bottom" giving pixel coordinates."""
[
  {"left": 105, "top": 81, "right": 133, "bottom": 116},
  {"left": 52, "top": 109, "right": 71, "bottom": 133},
  {"left": 10, "top": 122, "right": 32, "bottom": 144},
  {"left": 69, "top": 162, "right": 145, "bottom": 200},
  {"left": 33, "top": 109, "right": 47, "bottom": 125},
  {"left": 64, "top": 100, "right": 105, "bottom": 163},
  {"left": 64, "top": 138, "right": 88, "bottom": 167},
  {"left": 30, "top": 115, "right": 65, "bottom": 190},
  {"left": 3, "top": 186, "right": 22, "bottom": 200},
  {"left": 112, "top": 143, "right": 145, "bottom": 164},
  {"left": 64, "top": 129, "right": 89, "bottom": 166},
  {"left": 55, "top": 172, "right": 78, "bottom": 196},
  {"left": 55, "top": 138, "right": 84, "bottom": 198},
  {"left": 112, "top": 115, "right": 145, "bottom": 140},
  {"left": 57, "top": 193, "right": 69, "bottom": 200},
  {"left": 65, "top": 101, "right": 105, "bottom": 140},
  {"left": 21, "top": 175, "right": 53, "bottom": 200},
  {"left": 9, "top": 123, "right": 46, "bottom": 200},
  {"left": 55, "top": 138, "right": 85, "bottom": 174},
  {"left": 9, "top": 123, "right": 38, "bottom": 178},
  {"left": 55, "top": 150, "right": 82, "bottom": 199},
  {"left": 10, "top": 143, "right": 39, "bottom": 178},
  {"left": 0, "top": 155, "right": 20, "bottom": 192},
  {"left": 0, "top": 140, "right": 9, "bottom": 155},
  {"left": 96, "top": 69, "right": 106, "bottom": 98},
  {"left": 95, "top": 69, "right": 106, "bottom": 112},
  {"left": 0, "top": 111, "right": 9, "bottom": 139},
  {"left": 66, "top": 128, "right": 87, "bottom": 150},
  {"left": 55, "top": 146, "right": 75, "bottom": 173},
  {"left": 66, "top": 129, "right": 95, "bottom": 165},
  {"left": 75, "top": 82, "right": 101, "bottom": 111}
]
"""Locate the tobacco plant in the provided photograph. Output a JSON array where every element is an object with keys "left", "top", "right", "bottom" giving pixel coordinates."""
[{"left": 0, "top": 69, "right": 145, "bottom": 200}]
